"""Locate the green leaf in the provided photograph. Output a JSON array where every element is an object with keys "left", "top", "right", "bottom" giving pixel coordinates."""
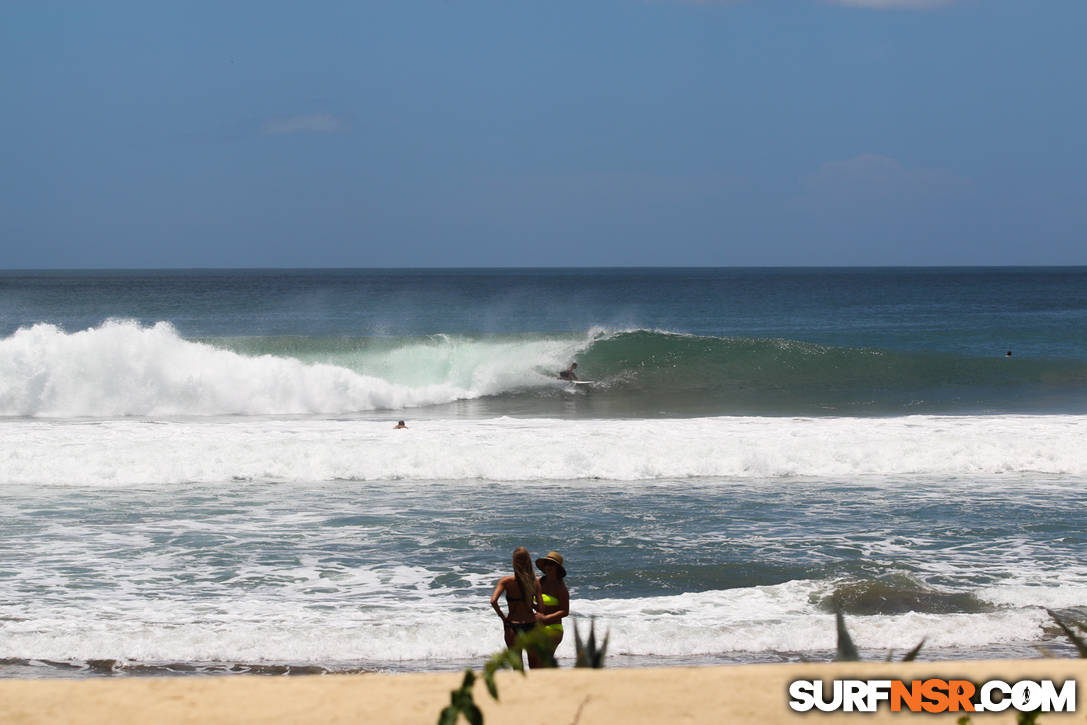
[
  {"left": 505, "top": 649, "right": 525, "bottom": 673},
  {"left": 595, "top": 630, "right": 610, "bottom": 667},
  {"left": 901, "top": 639, "right": 925, "bottom": 662},
  {"left": 464, "top": 703, "right": 484, "bottom": 725},
  {"left": 572, "top": 617, "right": 609, "bottom": 668},
  {"left": 835, "top": 609, "right": 860, "bottom": 662},
  {"left": 574, "top": 619, "right": 587, "bottom": 667},
  {"left": 483, "top": 669, "right": 499, "bottom": 701},
  {"left": 1047, "top": 608, "right": 1087, "bottom": 658},
  {"left": 438, "top": 705, "right": 460, "bottom": 725}
]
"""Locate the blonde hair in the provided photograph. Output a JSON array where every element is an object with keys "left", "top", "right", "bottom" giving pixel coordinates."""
[{"left": 512, "top": 547, "right": 539, "bottom": 611}]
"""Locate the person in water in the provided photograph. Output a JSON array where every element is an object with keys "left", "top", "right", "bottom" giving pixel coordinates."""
[
  {"left": 558, "top": 362, "right": 579, "bottom": 381},
  {"left": 393, "top": 420, "right": 407, "bottom": 429},
  {"left": 534, "top": 551, "right": 570, "bottom": 667},
  {"left": 490, "top": 547, "right": 542, "bottom": 667}
]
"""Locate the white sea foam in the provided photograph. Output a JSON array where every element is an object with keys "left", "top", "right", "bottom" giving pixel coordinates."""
[
  {"left": 0, "top": 321, "right": 583, "bottom": 417},
  {"left": 575, "top": 584, "right": 1053, "bottom": 656},
  {"left": 2, "top": 475, "right": 1082, "bottom": 667},
  {"left": 978, "top": 582, "right": 1087, "bottom": 610},
  {"left": 1, "top": 415, "right": 1086, "bottom": 486},
  {"left": 0, "top": 579, "right": 1058, "bottom": 665}
]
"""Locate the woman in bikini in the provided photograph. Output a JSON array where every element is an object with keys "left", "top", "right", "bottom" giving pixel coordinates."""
[
  {"left": 490, "top": 547, "right": 542, "bottom": 666},
  {"left": 534, "top": 551, "right": 569, "bottom": 667}
]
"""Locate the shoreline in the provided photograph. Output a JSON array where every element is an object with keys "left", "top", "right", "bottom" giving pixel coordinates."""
[
  {"left": 2, "top": 659, "right": 1085, "bottom": 724},
  {"left": 0, "top": 642, "right": 1072, "bottom": 680}
]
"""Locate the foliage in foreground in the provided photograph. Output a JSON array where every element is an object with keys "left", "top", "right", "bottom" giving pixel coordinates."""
[
  {"left": 439, "top": 617, "right": 611, "bottom": 724},
  {"left": 940, "top": 609, "right": 1087, "bottom": 725},
  {"left": 1046, "top": 608, "right": 1087, "bottom": 658},
  {"left": 574, "top": 617, "right": 610, "bottom": 669},
  {"left": 442, "top": 606, "right": 1087, "bottom": 724},
  {"left": 438, "top": 627, "right": 558, "bottom": 725},
  {"left": 834, "top": 608, "right": 925, "bottom": 662}
]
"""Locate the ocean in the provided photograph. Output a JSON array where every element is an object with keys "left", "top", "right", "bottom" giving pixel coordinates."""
[{"left": 1, "top": 267, "right": 1086, "bottom": 677}]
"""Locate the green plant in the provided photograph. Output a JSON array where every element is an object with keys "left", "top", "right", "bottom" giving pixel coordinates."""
[
  {"left": 960, "top": 609, "right": 1087, "bottom": 725},
  {"left": 886, "top": 637, "right": 926, "bottom": 663},
  {"left": 438, "top": 626, "right": 559, "bottom": 725},
  {"left": 834, "top": 609, "right": 861, "bottom": 662},
  {"left": 834, "top": 608, "right": 924, "bottom": 662},
  {"left": 439, "top": 669, "right": 485, "bottom": 725},
  {"left": 1046, "top": 608, "right": 1087, "bottom": 658},
  {"left": 573, "top": 617, "right": 609, "bottom": 668}
]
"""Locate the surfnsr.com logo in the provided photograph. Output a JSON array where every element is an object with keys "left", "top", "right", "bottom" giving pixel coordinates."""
[{"left": 788, "top": 679, "right": 1076, "bottom": 713}]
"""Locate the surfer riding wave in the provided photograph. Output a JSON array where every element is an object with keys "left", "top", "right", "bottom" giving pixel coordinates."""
[{"left": 558, "top": 362, "right": 579, "bottom": 381}]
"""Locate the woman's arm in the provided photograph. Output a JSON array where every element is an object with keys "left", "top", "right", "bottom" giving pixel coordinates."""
[{"left": 490, "top": 578, "right": 509, "bottom": 622}]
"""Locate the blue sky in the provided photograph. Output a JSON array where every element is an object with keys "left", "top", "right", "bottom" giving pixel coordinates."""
[{"left": 2, "top": 0, "right": 1085, "bottom": 268}]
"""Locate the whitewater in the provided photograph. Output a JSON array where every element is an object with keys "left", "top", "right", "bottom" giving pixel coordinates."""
[
  {"left": 0, "top": 320, "right": 586, "bottom": 417},
  {"left": 2, "top": 268, "right": 1087, "bottom": 677},
  {"left": 4, "top": 470, "right": 1086, "bottom": 675},
  {"left": 3, "top": 320, "right": 1085, "bottom": 485},
  {"left": 3, "top": 415, "right": 1086, "bottom": 486}
]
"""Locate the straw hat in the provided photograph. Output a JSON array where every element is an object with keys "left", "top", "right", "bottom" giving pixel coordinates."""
[{"left": 535, "top": 551, "right": 566, "bottom": 578}]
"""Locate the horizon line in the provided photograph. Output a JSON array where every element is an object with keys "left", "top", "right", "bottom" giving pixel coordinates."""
[{"left": 3, "top": 264, "right": 1087, "bottom": 273}]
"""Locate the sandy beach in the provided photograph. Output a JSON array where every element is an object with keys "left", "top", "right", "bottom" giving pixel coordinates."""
[{"left": 2, "top": 659, "right": 1084, "bottom": 724}]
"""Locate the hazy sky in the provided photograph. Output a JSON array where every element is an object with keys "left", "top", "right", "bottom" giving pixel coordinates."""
[{"left": 2, "top": 0, "right": 1085, "bottom": 268}]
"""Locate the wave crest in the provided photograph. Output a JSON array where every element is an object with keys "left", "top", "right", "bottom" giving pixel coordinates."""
[
  {"left": 0, "top": 321, "right": 480, "bottom": 416},
  {"left": 3, "top": 322, "right": 1086, "bottom": 418}
]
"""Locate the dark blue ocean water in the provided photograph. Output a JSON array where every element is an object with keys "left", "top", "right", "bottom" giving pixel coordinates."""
[{"left": 3, "top": 267, "right": 1086, "bottom": 356}]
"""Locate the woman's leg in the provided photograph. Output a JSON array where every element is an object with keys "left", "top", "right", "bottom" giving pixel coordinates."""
[{"left": 542, "top": 631, "right": 563, "bottom": 668}]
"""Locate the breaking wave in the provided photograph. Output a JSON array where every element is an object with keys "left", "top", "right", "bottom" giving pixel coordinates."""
[{"left": 2, "top": 321, "right": 1086, "bottom": 417}]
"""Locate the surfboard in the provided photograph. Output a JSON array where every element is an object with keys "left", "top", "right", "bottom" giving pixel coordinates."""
[{"left": 562, "top": 380, "right": 592, "bottom": 394}]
